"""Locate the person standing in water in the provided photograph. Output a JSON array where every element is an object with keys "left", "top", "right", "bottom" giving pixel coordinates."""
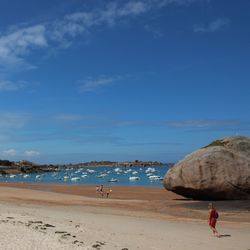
[{"left": 208, "top": 203, "right": 220, "bottom": 237}]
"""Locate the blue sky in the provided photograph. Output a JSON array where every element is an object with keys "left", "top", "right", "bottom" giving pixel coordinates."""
[{"left": 0, "top": 0, "right": 249, "bottom": 164}]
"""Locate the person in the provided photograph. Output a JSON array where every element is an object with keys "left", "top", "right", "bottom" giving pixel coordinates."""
[
  {"left": 106, "top": 189, "right": 112, "bottom": 198},
  {"left": 208, "top": 203, "right": 220, "bottom": 237},
  {"left": 100, "top": 190, "right": 104, "bottom": 198},
  {"left": 99, "top": 185, "right": 104, "bottom": 198}
]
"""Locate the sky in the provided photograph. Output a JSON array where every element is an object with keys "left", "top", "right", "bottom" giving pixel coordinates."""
[{"left": 0, "top": 0, "right": 249, "bottom": 164}]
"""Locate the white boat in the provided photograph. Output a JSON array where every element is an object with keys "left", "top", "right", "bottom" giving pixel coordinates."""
[
  {"left": 145, "top": 167, "right": 156, "bottom": 173},
  {"left": 35, "top": 175, "right": 41, "bottom": 179},
  {"left": 129, "top": 176, "right": 140, "bottom": 181},
  {"left": 124, "top": 169, "right": 133, "bottom": 174},
  {"left": 63, "top": 176, "right": 69, "bottom": 180},
  {"left": 23, "top": 174, "right": 29, "bottom": 178},
  {"left": 81, "top": 174, "right": 88, "bottom": 178},
  {"left": 108, "top": 178, "right": 118, "bottom": 182},
  {"left": 71, "top": 177, "right": 80, "bottom": 181},
  {"left": 149, "top": 175, "right": 162, "bottom": 180},
  {"left": 97, "top": 173, "right": 108, "bottom": 178},
  {"left": 132, "top": 171, "right": 138, "bottom": 175},
  {"left": 9, "top": 175, "right": 16, "bottom": 178},
  {"left": 87, "top": 169, "right": 95, "bottom": 173}
]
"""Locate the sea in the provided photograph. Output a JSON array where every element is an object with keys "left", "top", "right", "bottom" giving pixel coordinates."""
[{"left": 0, "top": 165, "right": 172, "bottom": 188}]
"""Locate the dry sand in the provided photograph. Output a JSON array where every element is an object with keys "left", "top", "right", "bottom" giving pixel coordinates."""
[{"left": 0, "top": 183, "right": 249, "bottom": 250}]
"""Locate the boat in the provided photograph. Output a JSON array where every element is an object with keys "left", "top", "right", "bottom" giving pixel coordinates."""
[
  {"left": 108, "top": 178, "right": 118, "bottom": 182},
  {"left": 149, "top": 175, "right": 162, "bottom": 180},
  {"left": 145, "top": 167, "right": 156, "bottom": 173},
  {"left": 63, "top": 176, "right": 69, "bottom": 180},
  {"left": 129, "top": 176, "right": 140, "bottom": 181},
  {"left": 71, "top": 177, "right": 80, "bottom": 181},
  {"left": 97, "top": 173, "right": 108, "bottom": 178}
]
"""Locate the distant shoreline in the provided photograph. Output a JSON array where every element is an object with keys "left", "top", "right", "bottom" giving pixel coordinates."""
[{"left": 0, "top": 159, "right": 174, "bottom": 175}]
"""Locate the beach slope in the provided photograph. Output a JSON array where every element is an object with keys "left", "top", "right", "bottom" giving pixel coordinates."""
[{"left": 0, "top": 184, "right": 249, "bottom": 250}]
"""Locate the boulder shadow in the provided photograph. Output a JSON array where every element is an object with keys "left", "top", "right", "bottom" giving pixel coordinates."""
[{"left": 173, "top": 198, "right": 193, "bottom": 201}]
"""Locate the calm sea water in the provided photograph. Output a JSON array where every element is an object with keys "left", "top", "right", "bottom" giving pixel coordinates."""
[{"left": 0, "top": 165, "right": 171, "bottom": 187}]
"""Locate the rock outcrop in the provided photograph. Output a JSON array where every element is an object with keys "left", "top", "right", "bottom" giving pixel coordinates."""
[{"left": 164, "top": 136, "right": 250, "bottom": 200}]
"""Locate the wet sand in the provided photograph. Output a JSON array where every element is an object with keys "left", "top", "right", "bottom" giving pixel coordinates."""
[{"left": 0, "top": 182, "right": 249, "bottom": 223}]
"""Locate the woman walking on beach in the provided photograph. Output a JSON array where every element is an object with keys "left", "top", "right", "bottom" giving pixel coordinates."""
[{"left": 208, "top": 203, "right": 220, "bottom": 237}]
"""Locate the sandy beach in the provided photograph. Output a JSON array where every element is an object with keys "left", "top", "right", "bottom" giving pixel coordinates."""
[{"left": 0, "top": 183, "right": 249, "bottom": 250}]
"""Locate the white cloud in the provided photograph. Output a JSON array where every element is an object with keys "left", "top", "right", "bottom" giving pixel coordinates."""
[
  {"left": 0, "top": 149, "right": 40, "bottom": 158},
  {"left": 166, "top": 119, "right": 244, "bottom": 130},
  {"left": 0, "top": 25, "right": 47, "bottom": 72},
  {"left": 0, "top": 113, "right": 29, "bottom": 129},
  {"left": 116, "top": 1, "right": 150, "bottom": 16},
  {"left": 49, "top": 1, "right": 151, "bottom": 43},
  {"left": 193, "top": 18, "right": 229, "bottom": 33},
  {"left": 0, "top": 25, "right": 47, "bottom": 56},
  {"left": 0, "top": 80, "right": 27, "bottom": 92},
  {"left": 54, "top": 114, "right": 85, "bottom": 122},
  {"left": 1, "top": 149, "right": 18, "bottom": 157},
  {"left": 78, "top": 75, "right": 122, "bottom": 92},
  {"left": 167, "top": 120, "right": 220, "bottom": 128},
  {"left": 0, "top": 0, "right": 199, "bottom": 73},
  {"left": 23, "top": 150, "right": 40, "bottom": 157}
]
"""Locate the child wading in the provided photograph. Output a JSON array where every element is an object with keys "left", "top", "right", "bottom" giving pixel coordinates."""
[{"left": 208, "top": 203, "right": 220, "bottom": 237}]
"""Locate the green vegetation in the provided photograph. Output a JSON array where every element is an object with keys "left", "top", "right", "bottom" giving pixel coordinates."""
[
  {"left": 0, "top": 159, "right": 13, "bottom": 166},
  {"left": 203, "top": 139, "right": 228, "bottom": 148}
]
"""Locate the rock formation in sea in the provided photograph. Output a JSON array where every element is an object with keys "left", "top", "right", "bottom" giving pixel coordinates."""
[{"left": 163, "top": 136, "right": 250, "bottom": 200}]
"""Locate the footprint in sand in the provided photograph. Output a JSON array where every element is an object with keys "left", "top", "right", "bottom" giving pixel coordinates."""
[
  {"left": 73, "top": 240, "right": 84, "bottom": 246},
  {"left": 92, "top": 241, "right": 106, "bottom": 249}
]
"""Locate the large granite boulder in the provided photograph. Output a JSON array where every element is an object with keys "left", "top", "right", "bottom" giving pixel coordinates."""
[{"left": 164, "top": 136, "right": 250, "bottom": 200}]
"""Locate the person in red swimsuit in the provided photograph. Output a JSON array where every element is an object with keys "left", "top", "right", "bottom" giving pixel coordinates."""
[{"left": 208, "top": 203, "right": 220, "bottom": 237}]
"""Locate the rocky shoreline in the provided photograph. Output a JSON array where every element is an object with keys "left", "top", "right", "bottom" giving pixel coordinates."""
[{"left": 0, "top": 159, "right": 173, "bottom": 175}]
